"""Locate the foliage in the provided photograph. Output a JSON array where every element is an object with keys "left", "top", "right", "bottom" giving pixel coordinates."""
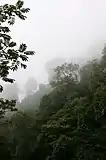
[
  {"left": 1, "top": 2, "right": 106, "bottom": 159},
  {"left": 29, "top": 45, "right": 106, "bottom": 160},
  {"left": 1, "top": 44, "right": 106, "bottom": 159},
  {"left": 19, "top": 83, "right": 52, "bottom": 117},
  {"left": 0, "top": 0, "right": 34, "bottom": 118},
  {"left": 50, "top": 63, "right": 79, "bottom": 87}
]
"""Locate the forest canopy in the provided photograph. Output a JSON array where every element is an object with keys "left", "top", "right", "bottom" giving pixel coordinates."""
[
  {"left": 1, "top": 43, "right": 106, "bottom": 159},
  {"left": 0, "top": 1, "right": 106, "bottom": 160}
]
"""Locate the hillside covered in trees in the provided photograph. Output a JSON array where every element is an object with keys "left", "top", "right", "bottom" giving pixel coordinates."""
[
  {"left": 1, "top": 0, "right": 106, "bottom": 160},
  {"left": 1, "top": 44, "right": 106, "bottom": 160}
]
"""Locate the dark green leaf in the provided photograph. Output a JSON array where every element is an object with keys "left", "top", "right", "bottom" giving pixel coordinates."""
[
  {"left": 24, "top": 51, "right": 35, "bottom": 55},
  {"left": 16, "top": 1, "right": 24, "bottom": 9},
  {"left": 9, "top": 42, "right": 16, "bottom": 47},
  {"left": 19, "top": 43, "right": 27, "bottom": 52},
  {"left": 20, "top": 8, "right": 30, "bottom": 13},
  {"left": 20, "top": 54, "right": 28, "bottom": 61},
  {"left": 2, "top": 77, "right": 15, "bottom": 83},
  {"left": 21, "top": 63, "right": 27, "bottom": 69}
]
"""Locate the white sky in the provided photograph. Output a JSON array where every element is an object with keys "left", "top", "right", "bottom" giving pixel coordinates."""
[{"left": 1, "top": 0, "right": 106, "bottom": 86}]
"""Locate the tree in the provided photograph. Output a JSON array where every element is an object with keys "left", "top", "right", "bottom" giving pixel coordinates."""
[
  {"left": 32, "top": 46, "right": 106, "bottom": 160},
  {"left": 19, "top": 83, "right": 52, "bottom": 117},
  {"left": 0, "top": 0, "right": 35, "bottom": 118},
  {"left": 1, "top": 45, "right": 106, "bottom": 160},
  {"left": 45, "top": 58, "right": 66, "bottom": 82},
  {"left": 50, "top": 62, "right": 79, "bottom": 88}
]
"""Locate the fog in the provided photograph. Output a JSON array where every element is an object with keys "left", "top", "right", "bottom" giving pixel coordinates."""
[{"left": 1, "top": 0, "right": 106, "bottom": 88}]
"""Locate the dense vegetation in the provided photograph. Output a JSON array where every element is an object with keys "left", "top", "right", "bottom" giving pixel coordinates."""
[
  {"left": 1, "top": 1, "right": 106, "bottom": 160},
  {"left": 1, "top": 44, "right": 106, "bottom": 159},
  {"left": 0, "top": 0, "right": 34, "bottom": 118}
]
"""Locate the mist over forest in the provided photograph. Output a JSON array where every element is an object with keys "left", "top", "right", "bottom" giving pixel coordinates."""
[{"left": 1, "top": 0, "right": 106, "bottom": 160}]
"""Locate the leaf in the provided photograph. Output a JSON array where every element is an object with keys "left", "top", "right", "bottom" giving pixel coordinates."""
[
  {"left": 20, "top": 8, "right": 30, "bottom": 13},
  {"left": 8, "top": 17, "right": 15, "bottom": 25},
  {"left": 7, "top": 49, "right": 19, "bottom": 59},
  {"left": 2, "top": 77, "right": 15, "bottom": 83},
  {"left": 0, "top": 26, "right": 10, "bottom": 33},
  {"left": 18, "top": 13, "right": 26, "bottom": 20},
  {"left": 20, "top": 54, "right": 28, "bottom": 61},
  {"left": 16, "top": 1, "right": 24, "bottom": 9},
  {"left": 3, "top": 4, "right": 8, "bottom": 9},
  {"left": 1, "top": 34, "right": 11, "bottom": 40},
  {"left": 24, "top": 51, "right": 35, "bottom": 55},
  {"left": 19, "top": 43, "right": 27, "bottom": 52},
  {"left": 11, "top": 65, "right": 18, "bottom": 71},
  {"left": 0, "top": 85, "right": 3, "bottom": 92},
  {"left": 9, "top": 41, "right": 16, "bottom": 47},
  {"left": 21, "top": 63, "right": 27, "bottom": 69}
]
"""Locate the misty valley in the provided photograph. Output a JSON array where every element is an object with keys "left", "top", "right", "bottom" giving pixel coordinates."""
[{"left": 0, "top": 0, "right": 106, "bottom": 160}]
